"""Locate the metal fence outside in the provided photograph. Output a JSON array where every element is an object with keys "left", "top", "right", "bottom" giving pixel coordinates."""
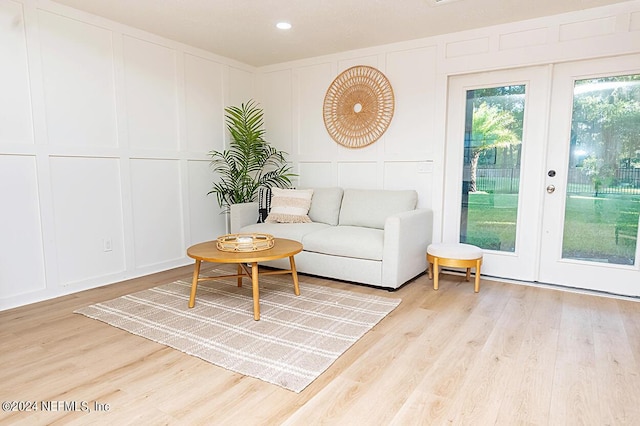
[
  {"left": 475, "top": 167, "right": 640, "bottom": 194},
  {"left": 475, "top": 168, "right": 520, "bottom": 193}
]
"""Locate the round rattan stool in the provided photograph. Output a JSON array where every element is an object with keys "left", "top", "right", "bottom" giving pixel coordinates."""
[{"left": 427, "top": 243, "right": 483, "bottom": 293}]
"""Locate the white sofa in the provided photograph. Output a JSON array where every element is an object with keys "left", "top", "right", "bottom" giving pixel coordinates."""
[{"left": 230, "top": 188, "right": 433, "bottom": 289}]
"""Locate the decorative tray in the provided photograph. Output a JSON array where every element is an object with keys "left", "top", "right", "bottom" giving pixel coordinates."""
[{"left": 216, "top": 233, "right": 275, "bottom": 252}]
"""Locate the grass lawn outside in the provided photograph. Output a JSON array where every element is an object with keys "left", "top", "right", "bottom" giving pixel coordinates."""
[{"left": 464, "top": 191, "right": 640, "bottom": 265}]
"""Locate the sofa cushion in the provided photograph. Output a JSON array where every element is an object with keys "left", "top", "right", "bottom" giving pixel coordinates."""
[
  {"left": 307, "top": 187, "right": 344, "bottom": 226},
  {"left": 302, "top": 226, "right": 383, "bottom": 261},
  {"left": 241, "top": 222, "right": 330, "bottom": 242},
  {"left": 338, "top": 189, "right": 418, "bottom": 229},
  {"left": 266, "top": 188, "right": 314, "bottom": 223}
]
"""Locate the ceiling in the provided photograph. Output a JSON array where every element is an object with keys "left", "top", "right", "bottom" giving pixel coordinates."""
[{"left": 51, "top": 0, "right": 630, "bottom": 67}]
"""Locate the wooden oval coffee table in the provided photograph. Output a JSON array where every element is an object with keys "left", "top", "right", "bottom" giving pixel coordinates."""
[{"left": 187, "top": 238, "right": 303, "bottom": 320}]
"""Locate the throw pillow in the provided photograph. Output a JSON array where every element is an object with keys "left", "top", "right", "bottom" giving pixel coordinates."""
[
  {"left": 265, "top": 188, "right": 314, "bottom": 223},
  {"left": 257, "top": 187, "right": 272, "bottom": 223}
]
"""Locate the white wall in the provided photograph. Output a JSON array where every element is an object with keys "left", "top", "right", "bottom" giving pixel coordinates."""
[
  {"left": 257, "top": 51, "right": 437, "bottom": 203},
  {"left": 255, "top": 1, "right": 640, "bottom": 242},
  {"left": 0, "top": 0, "right": 255, "bottom": 309},
  {"left": 2, "top": 0, "right": 639, "bottom": 309}
]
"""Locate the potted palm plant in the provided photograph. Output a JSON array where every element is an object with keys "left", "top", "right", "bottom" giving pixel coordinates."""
[{"left": 208, "top": 100, "right": 296, "bottom": 211}]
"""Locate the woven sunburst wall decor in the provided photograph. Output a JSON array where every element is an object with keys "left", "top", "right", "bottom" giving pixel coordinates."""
[{"left": 323, "top": 65, "right": 394, "bottom": 148}]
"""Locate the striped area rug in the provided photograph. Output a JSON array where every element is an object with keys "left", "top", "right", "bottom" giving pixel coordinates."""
[{"left": 74, "top": 271, "right": 401, "bottom": 392}]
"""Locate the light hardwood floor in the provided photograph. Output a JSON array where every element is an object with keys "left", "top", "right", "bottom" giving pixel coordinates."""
[{"left": 1, "top": 264, "right": 639, "bottom": 425}]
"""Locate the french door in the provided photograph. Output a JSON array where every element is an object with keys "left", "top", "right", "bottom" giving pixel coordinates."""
[
  {"left": 444, "top": 56, "right": 640, "bottom": 296},
  {"left": 539, "top": 55, "right": 640, "bottom": 296},
  {"left": 444, "top": 66, "right": 550, "bottom": 282}
]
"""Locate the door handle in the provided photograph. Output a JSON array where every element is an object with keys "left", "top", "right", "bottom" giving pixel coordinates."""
[{"left": 546, "top": 185, "right": 555, "bottom": 194}]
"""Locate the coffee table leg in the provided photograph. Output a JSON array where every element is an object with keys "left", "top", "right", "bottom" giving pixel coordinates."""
[
  {"left": 289, "top": 256, "right": 300, "bottom": 296},
  {"left": 251, "top": 262, "right": 260, "bottom": 320},
  {"left": 237, "top": 264, "right": 243, "bottom": 287},
  {"left": 188, "top": 260, "right": 201, "bottom": 308}
]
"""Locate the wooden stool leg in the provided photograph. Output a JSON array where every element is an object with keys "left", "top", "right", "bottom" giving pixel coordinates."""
[
  {"left": 433, "top": 257, "right": 440, "bottom": 290},
  {"left": 465, "top": 267, "right": 471, "bottom": 282},
  {"left": 474, "top": 259, "right": 481, "bottom": 293},
  {"left": 427, "top": 254, "right": 433, "bottom": 280}
]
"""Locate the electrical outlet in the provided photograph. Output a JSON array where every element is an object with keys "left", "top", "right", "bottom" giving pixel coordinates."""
[{"left": 103, "top": 238, "right": 113, "bottom": 252}]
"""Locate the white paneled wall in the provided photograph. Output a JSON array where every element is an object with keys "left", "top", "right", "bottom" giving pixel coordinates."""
[
  {"left": 259, "top": 48, "right": 440, "bottom": 208},
  {"left": 383, "top": 47, "right": 437, "bottom": 159},
  {"left": 184, "top": 54, "right": 224, "bottom": 153},
  {"left": 129, "top": 159, "right": 183, "bottom": 268},
  {"left": 227, "top": 67, "right": 255, "bottom": 108},
  {"left": 38, "top": 10, "right": 118, "bottom": 148},
  {"left": 295, "top": 63, "right": 335, "bottom": 158},
  {"left": 186, "top": 160, "right": 224, "bottom": 244},
  {"left": 0, "top": 0, "right": 254, "bottom": 309},
  {"left": 0, "top": 0, "right": 33, "bottom": 146},
  {"left": 0, "top": 1, "right": 33, "bottom": 144},
  {"left": 123, "top": 36, "right": 179, "bottom": 151},
  {"left": 256, "top": 0, "right": 640, "bottom": 225},
  {"left": 297, "top": 162, "right": 335, "bottom": 188},
  {"left": 49, "top": 157, "right": 126, "bottom": 285},
  {"left": 260, "top": 69, "right": 293, "bottom": 155},
  {"left": 2, "top": 0, "right": 639, "bottom": 309},
  {"left": 337, "top": 162, "right": 380, "bottom": 189},
  {"left": 0, "top": 156, "right": 45, "bottom": 298}
]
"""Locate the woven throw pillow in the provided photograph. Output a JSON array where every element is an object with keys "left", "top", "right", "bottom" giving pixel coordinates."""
[
  {"left": 265, "top": 188, "right": 314, "bottom": 223},
  {"left": 257, "top": 187, "right": 272, "bottom": 223}
]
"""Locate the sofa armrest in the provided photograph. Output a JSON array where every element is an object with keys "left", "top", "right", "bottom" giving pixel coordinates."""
[
  {"left": 382, "top": 208, "right": 433, "bottom": 288},
  {"left": 230, "top": 202, "right": 259, "bottom": 233}
]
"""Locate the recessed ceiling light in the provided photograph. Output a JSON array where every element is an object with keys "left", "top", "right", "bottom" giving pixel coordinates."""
[{"left": 276, "top": 22, "right": 292, "bottom": 30}]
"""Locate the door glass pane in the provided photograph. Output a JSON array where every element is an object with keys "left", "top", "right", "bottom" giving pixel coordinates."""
[
  {"left": 563, "top": 74, "right": 640, "bottom": 265},
  {"left": 460, "top": 85, "right": 526, "bottom": 251}
]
